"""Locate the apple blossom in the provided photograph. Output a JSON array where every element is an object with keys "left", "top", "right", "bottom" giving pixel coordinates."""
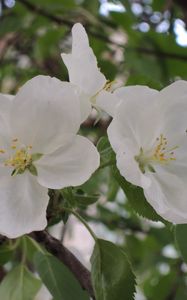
[
  {"left": 61, "top": 23, "right": 119, "bottom": 120},
  {"left": 0, "top": 75, "right": 99, "bottom": 238},
  {"left": 108, "top": 81, "right": 187, "bottom": 223}
]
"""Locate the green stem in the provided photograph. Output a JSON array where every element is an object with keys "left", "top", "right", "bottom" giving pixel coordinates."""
[
  {"left": 62, "top": 208, "right": 98, "bottom": 242},
  {"left": 21, "top": 236, "right": 27, "bottom": 264},
  {"left": 27, "top": 236, "right": 45, "bottom": 254},
  {"left": 99, "top": 160, "right": 116, "bottom": 170},
  {"left": 9, "top": 238, "right": 21, "bottom": 250}
]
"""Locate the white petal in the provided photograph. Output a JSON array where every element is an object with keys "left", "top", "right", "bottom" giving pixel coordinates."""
[
  {"left": 157, "top": 81, "right": 187, "bottom": 144},
  {"left": 108, "top": 131, "right": 151, "bottom": 188},
  {"left": 0, "top": 94, "right": 13, "bottom": 141},
  {"left": 0, "top": 93, "right": 12, "bottom": 117},
  {"left": 61, "top": 23, "right": 106, "bottom": 97},
  {"left": 77, "top": 89, "right": 92, "bottom": 122},
  {"left": 107, "top": 81, "right": 187, "bottom": 224},
  {"left": 36, "top": 135, "right": 100, "bottom": 189},
  {"left": 144, "top": 168, "right": 187, "bottom": 223},
  {"left": 11, "top": 76, "right": 81, "bottom": 154},
  {"left": 109, "top": 86, "right": 160, "bottom": 149},
  {"left": 159, "top": 80, "right": 187, "bottom": 109},
  {"left": 96, "top": 90, "right": 121, "bottom": 117},
  {"left": 0, "top": 172, "right": 48, "bottom": 238},
  {"left": 0, "top": 93, "right": 14, "bottom": 100}
]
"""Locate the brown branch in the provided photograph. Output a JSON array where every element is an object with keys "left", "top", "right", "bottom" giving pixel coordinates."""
[
  {"left": 0, "top": 231, "right": 95, "bottom": 298},
  {"left": 0, "top": 235, "right": 7, "bottom": 245},
  {"left": 129, "top": 46, "right": 187, "bottom": 62},
  {"left": 165, "top": 260, "right": 183, "bottom": 300},
  {"left": 30, "top": 231, "right": 95, "bottom": 299},
  {"left": 16, "top": 0, "right": 110, "bottom": 41},
  {"left": 0, "top": 33, "right": 20, "bottom": 61},
  {"left": 16, "top": 0, "right": 74, "bottom": 27},
  {"left": 16, "top": 0, "right": 187, "bottom": 62}
]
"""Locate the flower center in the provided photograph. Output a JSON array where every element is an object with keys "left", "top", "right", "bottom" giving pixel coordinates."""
[
  {"left": 91, "top": 80, "right": 116, "bottom": 105},
  {"left": 103, "top": 80, "right": 116, "bottom": 92},
  {"left": 0, "top": 138, "right": 42, "bottom": 176},
  {"left": 134, "top": 134, "right": 178, "bottom": 174}
]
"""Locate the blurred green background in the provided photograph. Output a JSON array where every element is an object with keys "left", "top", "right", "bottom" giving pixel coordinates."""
[
  {"left": 1, "top": 1, "right": 187, "bottom": 299},
  {"left": 1, "top": 0, "right": 187, "bottom": 94}
]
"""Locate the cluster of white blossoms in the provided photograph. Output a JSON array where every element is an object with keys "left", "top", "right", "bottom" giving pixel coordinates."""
[
  {"left": 1, "top": 22, "right": 187, "bottom": 238},
  {"left": 107, "top": 82, "right": 187, "bottom": 223}
]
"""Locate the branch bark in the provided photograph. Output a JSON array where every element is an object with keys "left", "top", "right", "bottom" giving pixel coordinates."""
[
  {"left": 16, "top": 0, "right": 74, "bottom": 27},
  {"left": 30, "top": 231, "right": 95, "bottom": 299},
  {"left": 16, "top": 0, "right": 187, "bottom": 62},
  {"left": 129, "top": 46, "right": 187, "bottom": 62}
]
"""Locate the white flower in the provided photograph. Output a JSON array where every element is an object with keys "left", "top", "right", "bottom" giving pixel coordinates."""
[
  {"left": 0, "top": 75, "right": 99, "bottom": 238},
  {"left": 61, "top": 23, "right": 119, "bottom": 120},
  {"left": 108, "top": 81, "right": 187, "bottom": 223}
]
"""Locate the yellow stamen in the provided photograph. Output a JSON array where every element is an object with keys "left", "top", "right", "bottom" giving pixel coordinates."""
[
  {"left": 152, "top": 134, "right": 178, "bottom": 163},
  {"left": 135, "top": 134, "right": 178, "bottom": 174},
  {"left": 4, "top": 146, "right": 32, "bottom": 173}
]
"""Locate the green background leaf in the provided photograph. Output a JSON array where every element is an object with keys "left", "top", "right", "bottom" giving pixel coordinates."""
[
  {"left": 34, "top": 252, "right": 89, "bottom": 300},
  {"left": 175, "top": 224, "right": 187, "bottom": 263},
  {"left": 0, "top": 265, "right": 41, "bottom": 300},
  {"left": 91, "top": 239, "right": 136, "bottom": 300},
  {"left": 113, "top": 166, "right": 166, "bottom": 223}
]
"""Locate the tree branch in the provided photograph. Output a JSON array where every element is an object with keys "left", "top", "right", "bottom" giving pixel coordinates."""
[
  {"left": 0, "top": 235, "right": 7, "bottom": 245},
  {"left": 16, "top": 0, "right": 110, "bottom": 42},
  {"left": 16, "top": 0, "right": 74, "bottom": 27},
  {"left": 165, "top": 260, "right": 183, "bottom": 300},
  {"left": 16, "top": 0, "right": 187, "bottom": 62},
  {"left": 130, "top": 46, "right": 187, "bottom": 62},
  {"left": 30, "top": 231, "right": 95, "bottom": 299}
]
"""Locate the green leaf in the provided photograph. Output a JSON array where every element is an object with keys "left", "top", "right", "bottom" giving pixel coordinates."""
[
  {"left": 97, "top": 136, "right": 116, "bottom": 168},
  {"left": 28, "top": 164, "right": 38, "bottom": 176},
  {"left": 175, "top": 224, "right": 187, "bottom": 263},
  {"left": 82, "top": 0, "right": 99, "bottom": 14},
  {"left": 0, "top": 244, "right": 13, "bottom": 265},
  {"left": 61, "top": 187, "right": 76, "bottom": 208},
  {"left": 32, "top": 153, "right": 43, "bottom": 161},
  {"left": 0, "top": 265, "right": 41, "bottom": 300},
  {"left": 73, "top": 190, "right": 99, "bottom": 208},
  {"left": 34, "top": 253, "right": 89, "bottom": 300},
  {"left": 143, "top": 271, "right": 176, "bottom": 300},
  {"left": 20, "top": 236, "right": 45, "bottom": 262},
  {"left": 91, "top": 239, "right": 136, "bottom": 300},
  {"left": 61, "top": 188, "right": 99, "bottom": 209},
  {"left": 113, "top": 166, "right": 166, "bottom": 223}
]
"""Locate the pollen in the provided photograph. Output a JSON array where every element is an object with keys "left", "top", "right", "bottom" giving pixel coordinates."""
[
  {"left": 152, "top": 134, "right": 178, "bottom": 163},
  {"left": 4, "top": 145, "right": 32, "bottom": 174},
  {"left": 135, "top": 134, "right": 178, "bottom": 174},
  {"left": 104, "top": 80, "right": 115, "bottom": 91}
]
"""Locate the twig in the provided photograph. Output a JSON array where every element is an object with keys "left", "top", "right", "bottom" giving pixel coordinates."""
[
  {"left": 0, "top": 235, "right": 7, "bottom": 245},
  {"left": 165, "top": 260, "right": 183, "bottom": 300},
  {"left": 16, "top": 0, "right": 73, "bottom": 27},
  {"left": 130, "top": 46, "right": 187, "bottom": 62},
  {"left": 16, "top": 0, "right": 187, "bottom": 62},
  {"left": 30, "top": 231, "right": 95, "bottom": 299}
]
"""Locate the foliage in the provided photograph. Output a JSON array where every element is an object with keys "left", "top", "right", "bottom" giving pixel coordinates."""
[{"left": 0, "top": 0, "right": 187, "bottom": 299}]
